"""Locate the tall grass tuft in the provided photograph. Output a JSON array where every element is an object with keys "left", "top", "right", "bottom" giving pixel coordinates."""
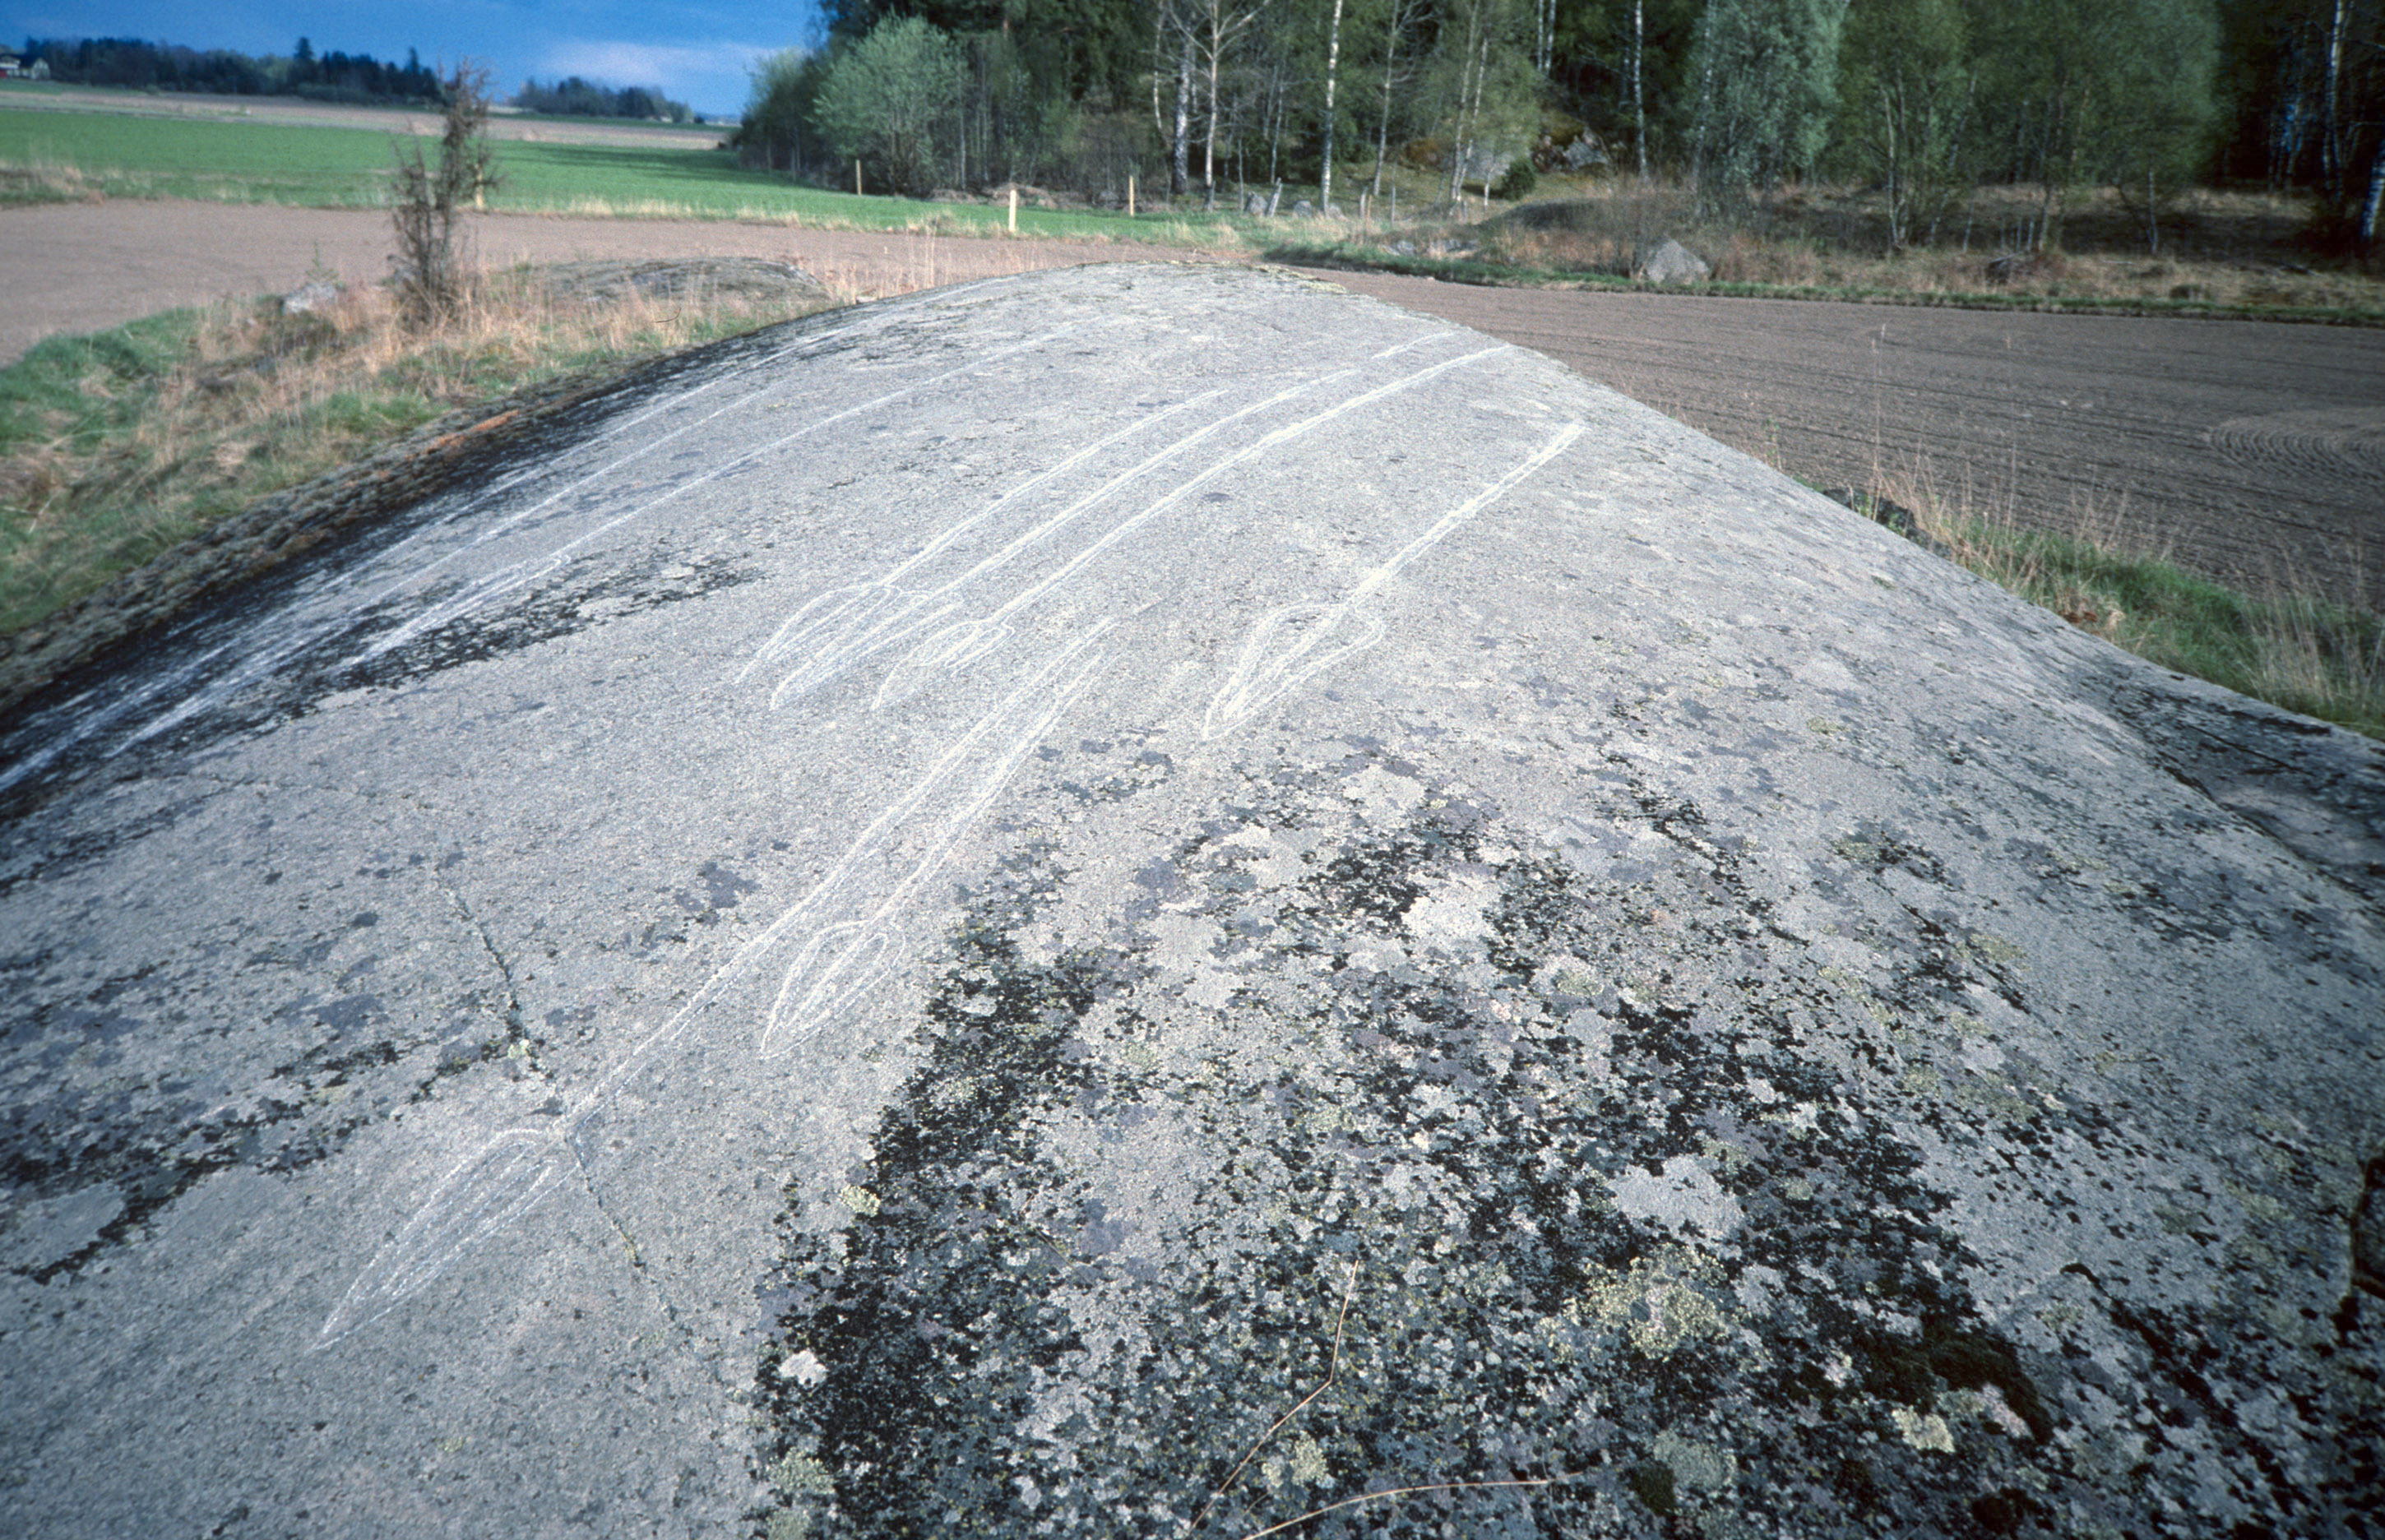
[{"left": 1851, "top": 460, "right": 2384, "bottom": 738}]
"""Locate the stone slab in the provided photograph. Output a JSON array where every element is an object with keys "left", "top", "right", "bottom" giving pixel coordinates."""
[{"left": 1, "top": 263, "right": 2379, "bottom": 1538}]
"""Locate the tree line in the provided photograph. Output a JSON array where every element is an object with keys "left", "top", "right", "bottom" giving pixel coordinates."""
[
  {"left": 738, "top": 0, "right": 2383, "bottom": 247},
  {"left": 513, "top": 76, "right": 697, "bottom": 123},
  {"left": 19, "top": 36, "right": 699, "bottom": 123},
  {"left": 19, "top": 36, "right": 444, "bottom": 107}
]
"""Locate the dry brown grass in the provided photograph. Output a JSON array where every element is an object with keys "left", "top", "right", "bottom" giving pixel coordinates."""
[
  {"left": 1847, "top": 451, "right": 2384, "bottom": 737},
  {"left": 0, "top": 261, "right": 836, "bottom": 633},
  {"left": 1448, "top": 177, "right": 2385, "bottom": 312},
  {"left": 0, "top": 156, "right": 102, "bottom": 206}
]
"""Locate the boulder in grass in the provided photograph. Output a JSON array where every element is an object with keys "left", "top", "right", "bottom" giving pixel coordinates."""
[{"left": 1635, "top": 236, "right": 1711, "bottom": 284}]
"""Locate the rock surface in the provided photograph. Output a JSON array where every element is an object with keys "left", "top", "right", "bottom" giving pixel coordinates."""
[
  {"left": 1, "top": 263, "right": 2380, "bottom": 1539},
  {"left": 530, "top": 256, "right": 824, "bottom": 308}
]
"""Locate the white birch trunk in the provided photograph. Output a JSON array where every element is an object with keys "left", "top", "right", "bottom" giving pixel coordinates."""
[{"left": 1321, "top": 0, "right": 1345, "bottom": 211}]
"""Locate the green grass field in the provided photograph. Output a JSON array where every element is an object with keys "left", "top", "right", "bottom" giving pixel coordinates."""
[{"left": 0, "top": 98, "right": 1188, "bottom": 242}]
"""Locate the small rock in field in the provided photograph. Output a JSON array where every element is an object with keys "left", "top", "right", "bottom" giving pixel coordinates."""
[{"left": 281, "top": 280, "right": 345, "bottom": 315}]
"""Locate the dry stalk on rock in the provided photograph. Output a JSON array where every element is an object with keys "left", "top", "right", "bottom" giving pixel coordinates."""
[
  {"left": 1188, "top": 1258, "right": 1361, "bottom": 1535},
  {"left": 1186, "top": 1257, "right": 1572, "bottom": 1540}
]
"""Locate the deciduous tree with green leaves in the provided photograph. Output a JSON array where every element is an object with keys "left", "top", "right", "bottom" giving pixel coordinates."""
[
  {"left": 1970, "top": 0, "right": 2221, "bottom": 251},
  {"left": 1688, "top": 0, "right": 1850, "bottom": 207},
  {"left": 738, "top": 49, "right": 831, "bottom": 176},
  {"left": 1834, "top": 0, "right": 1972, "bottom": 247},
  {"left": 812, "top": 16, "right": 966, "bottom": 197}
]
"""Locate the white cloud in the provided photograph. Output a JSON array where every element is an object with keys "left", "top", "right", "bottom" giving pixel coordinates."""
[{"left": 536, "top": 38, "right": 776, "bottom": 90}]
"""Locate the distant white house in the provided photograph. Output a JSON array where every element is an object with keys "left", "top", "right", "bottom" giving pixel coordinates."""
[{"left": 0, "top": 53, "right": 53, "bottom": 80}]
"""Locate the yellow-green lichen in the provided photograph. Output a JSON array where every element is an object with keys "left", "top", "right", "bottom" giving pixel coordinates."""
[
  {"left": 1650, "top": 1428, "right": 1737, "bottom": 1491},
  {"left": 1570, "top": 1246, "right": 1731, "bottom": 1356},
  {"left": 1892, "top": 1406, "right": 1957, "bottom": 1453},
  {"left": 1264, "top": 1433, "right": 1332, "bottom": 1491},
  {"left": 2221, "top": 1180, "right": 2286, "bottom": 1223},
  {"left": 1696, "top": 1133, "right": 1754, "bottom": 1175},
  {"left": 768, "top": 1450, "right": 836, "bottom": 1497},
  {"left": 1970, "top": 933, "right": 2025, "bottom": 967}
]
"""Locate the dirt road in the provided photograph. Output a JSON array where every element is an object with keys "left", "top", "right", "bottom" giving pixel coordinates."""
[{"left": 7, "top": 199, "right": 2379, "bottom": 608}]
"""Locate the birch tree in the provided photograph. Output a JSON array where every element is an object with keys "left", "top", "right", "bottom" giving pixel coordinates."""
[
  {"left": 1198, "top": 0, "right": 1275, "bottom": 207},
  {"left": 1970, "top": 0, "right": 2222, "bottom": 249},
  {"left": 1320, "top": 0, "right": 1347, "bottom": 209},
  {"left": 1152, "top": 0, "right": 1201, "bottom": 195},
  {"left": 1368, "top": 0, "right": 1428, "bottom": 196},
  {"left": 1688, "top": 0, "right": 1849, "bottom": 204},
  {"left": 1833, "top": 0, "right": 1971, "bottom": 247},
  {"left": 1431, "top": 0, "right": 1536, "bottom": 206}
]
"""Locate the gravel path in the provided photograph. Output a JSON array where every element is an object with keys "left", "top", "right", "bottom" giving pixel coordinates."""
[{"left": 7, "top": 199, "right": 2380, "bottom": 608}]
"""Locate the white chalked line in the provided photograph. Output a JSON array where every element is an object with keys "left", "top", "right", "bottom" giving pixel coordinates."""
[
  {"left": 1202, "top": 419, "right": 1586, "bottom": 739},
  {"left": 759, "top": 631, "right": 1114, "bottom": 1057},
  {"left": 870, "top": 345, "right": 1512, "bottom": 710},
  {"left": 1372, "top": 329, "right": 1457, "bottom": 359},
  {"left": 338, "top": 321, "right": 1110, "bottom": 673},
  {"left": 315, "top": 625, "right": 1114, "bottom": 1347},
  {"left": 0, "top": 312, "right": 1016, "bottom": 793},
  {"left": 739, "top": 385, "right": 1250, "bottom": 694},
  {"left": 755, "top": 369, "right": 1361, "bottom": 707}
]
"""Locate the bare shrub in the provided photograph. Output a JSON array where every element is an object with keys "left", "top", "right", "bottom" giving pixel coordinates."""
[{"left": 391, "top": 64, "right": 501, "bottom": 327}]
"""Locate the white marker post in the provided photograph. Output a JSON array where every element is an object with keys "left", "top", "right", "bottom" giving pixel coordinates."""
[
  {"left": 1008, "top": 186, "right": 1018, "bottom": 233},
  {"left": 1128, "top": 175, "right": 1136, "bottom": 217}
]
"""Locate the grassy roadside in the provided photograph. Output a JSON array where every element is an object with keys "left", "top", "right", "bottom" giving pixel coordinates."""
[
  {"left": 1264, "top": 238, "right": 2385, "bottom": 326},
  {"left": 0, "top": 265, "right": 836, "bottom": 638},
  {"left": 1830, "top": 472, "right": 2383, "bottom": 738}
]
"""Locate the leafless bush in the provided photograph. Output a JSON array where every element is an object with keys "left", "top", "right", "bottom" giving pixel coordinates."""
[{"left": 391, "top": 63, "right": 500, "bottom": 327}]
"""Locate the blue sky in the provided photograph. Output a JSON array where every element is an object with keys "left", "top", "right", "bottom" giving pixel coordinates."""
[{"left": 3, "top": 2, "right": 822, "bottom": 118}]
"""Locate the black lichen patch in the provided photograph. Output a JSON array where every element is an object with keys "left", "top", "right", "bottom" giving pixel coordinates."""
[
  {"left": 751, "top": 766, "right": 2128, "bottom": 1538},
  {"left": 2, "top": 952, "right": 512, "bottom": 1284},
  {"left": 335, "top": 551, "right": 758, "bottom": 694},
  {"left": 1624, "top": 1460, "right": 1677, "bottom": 1516},
  {"left": 0, "top": 793, "right": 210, "bottom": 902}
]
